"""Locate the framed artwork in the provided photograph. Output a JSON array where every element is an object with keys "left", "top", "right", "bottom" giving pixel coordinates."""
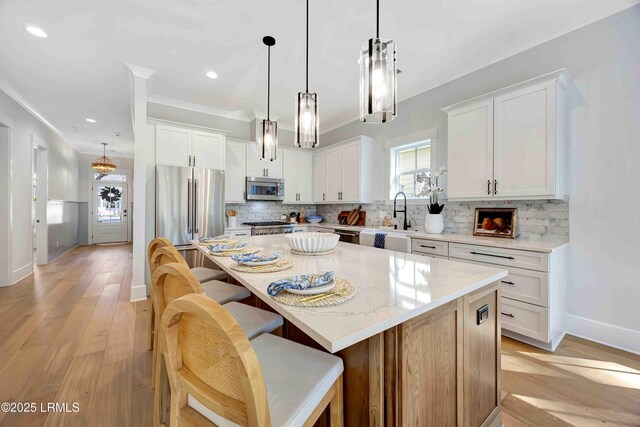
[{"left": 473, "top": 208, "right": 517, "bottom": 239}]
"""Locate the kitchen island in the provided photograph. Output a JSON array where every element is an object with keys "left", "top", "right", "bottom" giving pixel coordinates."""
[{"left": 194, "top": 235, "right": 508, "bottom": 426}]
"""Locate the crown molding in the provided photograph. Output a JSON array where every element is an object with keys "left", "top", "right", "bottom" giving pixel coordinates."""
[
  {"left": 126, "top": 63, "right": 156, "bottom": 80},
  {"left": 0, "top": 76, "right": 69, "bottom": 142}
]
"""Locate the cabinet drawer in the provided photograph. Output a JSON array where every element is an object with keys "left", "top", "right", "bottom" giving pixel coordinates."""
[
  {"left": 500, "top": 267, "right": 549, "bottom": 307},
  {"left": 500, "top": 297, "right": 549, "bottom": 342},
  {"left": 413, "top": 252, "right": 448, "bottom": 260},
  {"left": 412, "top": 239, "right": 449, "bottom": 257},
  {"left": 449, "top": 243, "right": 549, "bottom": 272}
]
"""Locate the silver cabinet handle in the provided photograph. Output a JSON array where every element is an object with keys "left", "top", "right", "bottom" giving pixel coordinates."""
[
  {"left": 501, "top": 312, "right": 515, "bottom": 318},
  {"left": 193, "top": 179, "right": 199, "bottom": 234},
  {"left": 470, "top": 251, "right": 515, "bottom": 260},
  {"left": 501, "top": 280, "right": 515, "bottom": 285},
  {"left": 487, "top": 180, "right": 491, "bottom": 195},
  {"left": 193, "top": 156, "right": 196, "bottom": 166},
  {"left": 494, "top": 179, "right": 498, "bottom": 194},
  {"left": 323, "top": 193, "right": 325, "bottom": 201},
  {"left": 419, "top": 244, "right": 437, "bottom": 249},
  {"left": 189, "top": 155, "right": 192, "bottom": 167}
]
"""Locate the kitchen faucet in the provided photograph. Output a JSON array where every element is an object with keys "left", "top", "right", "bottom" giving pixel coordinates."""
[{"left": 393, "top": 191, "right": 411, "bottom": 231}]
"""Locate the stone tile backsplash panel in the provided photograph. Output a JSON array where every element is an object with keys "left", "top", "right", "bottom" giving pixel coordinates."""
[{"left": 226, "top": 199, "right": 569, "bottom": 242}]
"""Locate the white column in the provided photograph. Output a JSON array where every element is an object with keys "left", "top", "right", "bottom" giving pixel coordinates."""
[{"left": 126, "top": 64, "right": 155, "bottom": 301}]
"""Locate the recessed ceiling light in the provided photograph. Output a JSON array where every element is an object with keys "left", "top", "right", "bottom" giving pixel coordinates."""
[
  {"left": 25, "top": 26, "right": 48, "bottom": 38},
  {"left": 206, "top": 71, "right": 218, "bottom": 79},
  {"left": 85, "top": 118, "right": 97, "bottom": 123}
]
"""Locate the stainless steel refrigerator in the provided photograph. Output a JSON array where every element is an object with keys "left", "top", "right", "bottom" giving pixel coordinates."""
[{"left": 156, "top": 165, "right": 225, "bottom": 247}]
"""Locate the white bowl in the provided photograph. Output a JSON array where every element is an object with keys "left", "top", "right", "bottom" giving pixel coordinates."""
[
  {"left": 306, "top": 217, "right": 323, "bottom": 224},
  {"left": 287, "top": 232, "right": 339, "bottom": 253}
]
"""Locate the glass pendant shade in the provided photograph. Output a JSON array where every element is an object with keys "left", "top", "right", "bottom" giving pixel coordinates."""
[
  {"left": 359, "top": 38, "right": 397, "bottom": 123},
  {"left": 258, "top": 119, "right": 278, "bottom": 161},
  {"left": 91, "top": 143, "right": 117, "bottom": 174},
  {"left": 295, "top": 92, "right": 319, "bottom": 148}
]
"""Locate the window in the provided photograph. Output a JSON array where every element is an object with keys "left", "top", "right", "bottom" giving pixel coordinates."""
[
  {"left": 390, "top": 140, "right": 431, "bottom": 198},
  {"left": 94, "top": 172, "right": 126, "bottom": 182}
]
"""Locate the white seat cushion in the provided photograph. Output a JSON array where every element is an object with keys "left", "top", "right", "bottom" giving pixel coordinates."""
[
  {"left": 224, "top": 302, "right": 283, "bottom": 340},
  {"left": 191, "top": 267, "right": 228, "bottom": 283},
  {"left": 201, "top": 280, "right": 250, "bottom": 304},
  {"left": 189, "top": 334, "right": 343, "bottom": 427}
]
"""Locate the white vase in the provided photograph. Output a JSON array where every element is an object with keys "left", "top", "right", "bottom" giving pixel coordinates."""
[
  {"left": 424, "top": 213, "right": 444, "bottom": 234},
  {"left": 227, "top": 216, "right": 237, "bottom": 228}
]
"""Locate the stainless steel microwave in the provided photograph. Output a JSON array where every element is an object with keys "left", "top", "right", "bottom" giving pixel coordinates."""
[{"left": 246, "top": 177, "right": 285, "bottom": 201}]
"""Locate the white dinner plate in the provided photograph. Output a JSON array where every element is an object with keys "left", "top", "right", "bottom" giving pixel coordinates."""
[{"left": 287, "top": 281, "right": 335, "bottom": 295}]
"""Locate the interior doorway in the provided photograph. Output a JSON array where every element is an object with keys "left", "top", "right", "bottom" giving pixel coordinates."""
[
  {"left": 32, "top": 141, "right": 48, "bottom": 265},
  {"left": 92, "top": 178, "right": 129, "bottom": 244}
]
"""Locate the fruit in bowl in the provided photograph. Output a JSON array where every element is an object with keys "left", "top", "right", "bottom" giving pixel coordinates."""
[{"left": 287, "top": 232, "right": 339, "bottom": 253}]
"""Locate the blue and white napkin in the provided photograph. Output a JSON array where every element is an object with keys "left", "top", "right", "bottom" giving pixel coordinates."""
[
  {"left": 199, "top": 234, "right": 232, "bottom": 243},
  {"left": 267, "top": 271, "right": 335, "bottom": 296},
  {"left": 374, "top": 232, "right": 387, "bottom": 249},
  {"left": 207, "top": 242, "right": 248, "bottom": 253},
  {"left": 231, "top": 252, "right": 281, "bottom": 265}
]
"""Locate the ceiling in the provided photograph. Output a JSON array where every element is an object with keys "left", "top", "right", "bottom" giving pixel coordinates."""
[{"left": 1, "top": 0, "right": 638, "bottom": 156}]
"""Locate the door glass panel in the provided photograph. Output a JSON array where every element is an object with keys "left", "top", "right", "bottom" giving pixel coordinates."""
[{"left": 96, "top": 186, "right": 125, "bottom": 223}]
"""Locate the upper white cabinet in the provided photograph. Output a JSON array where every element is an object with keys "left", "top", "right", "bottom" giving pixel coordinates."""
[
  {"left": 246, "top": 144, "right": 283, "bottom": 179},
  {"left": 313, "top": 136, "right": 375, "bottom": 204},
  {"left": 282, "top": 149, "right": 313, "bottom": 203},
  {"left": 156, "top": 124, "right": 225, "bottom": 170},
  {"left": 444, "top": 70, "right": 569, "bottom": 201},
  {"left": 225, "top": 140, "right": 247, "bottom": 203}
]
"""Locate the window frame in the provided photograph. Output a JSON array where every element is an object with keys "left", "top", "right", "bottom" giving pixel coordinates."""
[{"left": 390, "top": 140, "right": 432, "bottom": 199}]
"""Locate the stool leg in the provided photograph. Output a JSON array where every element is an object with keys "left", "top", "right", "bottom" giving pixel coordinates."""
[
  {"left": 329, "top": 375, "right": 344, "bottom": 427},
  {"left": 148, "top": 296, "right": 155, "bottom": 351}
]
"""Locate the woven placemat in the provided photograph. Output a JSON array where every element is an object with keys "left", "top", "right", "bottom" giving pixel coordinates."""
[
  {"left": 271, "top": 277, "right": 356, "bottom": 307},
  {"left": 229, "top": 258, "right": 294, "bottom": 273},
  {"left": 208, "top": 246, "right": 261, "bottom": 257},
  {"left": 290, "top": 248, "right": 336, "bottom": 257}
]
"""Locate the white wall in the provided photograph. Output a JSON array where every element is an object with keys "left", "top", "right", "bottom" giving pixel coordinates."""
[
  {"left": 0, "top": 87, "right": 79, "bottom": 284},
  {"left": 322, "top": 6, "right": 640, "bottom": 351}
]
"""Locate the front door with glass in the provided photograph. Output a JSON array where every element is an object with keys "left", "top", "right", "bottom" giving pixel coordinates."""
[{"left": 93, "top": 182, "right": 128, "bottom": 243}]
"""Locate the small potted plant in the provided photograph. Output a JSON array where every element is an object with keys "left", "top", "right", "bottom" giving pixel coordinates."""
[
  {"left": 416, "top": 166, "right": 447, "bottom": 234},
  {"left": 225, "top": 210, "right": 238, "bottom": 228}
]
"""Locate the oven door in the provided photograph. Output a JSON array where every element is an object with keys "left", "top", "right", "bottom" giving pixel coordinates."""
[{"left": 246, "top": 177, "right": 285, "bottom": 201}]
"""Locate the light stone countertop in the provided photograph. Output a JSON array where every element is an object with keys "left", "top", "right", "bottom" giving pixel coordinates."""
[
  {"left": 194, "top": 235, "right": 507, "bottom": 353},
  {"left": 304, "top": 223, "right": 568, "bottom": 253}
]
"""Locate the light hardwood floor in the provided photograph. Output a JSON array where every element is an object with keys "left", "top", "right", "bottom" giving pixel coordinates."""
[{"left": 0, "top": 244, "right": 638, "bottom": 426}]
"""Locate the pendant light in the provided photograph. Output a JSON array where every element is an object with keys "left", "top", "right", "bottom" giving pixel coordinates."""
[
  {"left": 295, "top": 0, "right": 319, "bottom": 148},
  {"left": 92, "top": 143, "right": 117, "bottom": 174},
  {"left": 359, "top": 0, "right": 397, "bottom": 123},
  {"left": 258, "top": 36, "right": 278, "bottom": 161}
]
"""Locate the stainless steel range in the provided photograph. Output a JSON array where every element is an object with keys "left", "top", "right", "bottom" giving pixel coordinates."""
[{"left": 243, "top": 221, "right": 295, "bottom": 236}]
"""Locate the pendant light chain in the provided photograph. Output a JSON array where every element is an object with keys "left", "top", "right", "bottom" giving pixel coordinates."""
[
  {"left": 267, "top": 44, "right": 271, "bottom": 120},
  {"left": 306, "top": 0, "right": 309, "bottom": 92}
]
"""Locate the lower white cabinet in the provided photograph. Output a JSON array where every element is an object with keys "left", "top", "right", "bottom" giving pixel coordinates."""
[{"left": 412, "top": 239, "right": 567, "bottom": 352}]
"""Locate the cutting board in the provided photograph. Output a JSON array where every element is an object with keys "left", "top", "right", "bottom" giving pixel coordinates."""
[{"left": 337, "top": 210, "right": 366, "bottom": 226}]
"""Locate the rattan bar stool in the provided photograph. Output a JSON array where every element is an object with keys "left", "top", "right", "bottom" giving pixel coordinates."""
[{"left": 160, "top": 292, "right": 344, "bottom": 427}]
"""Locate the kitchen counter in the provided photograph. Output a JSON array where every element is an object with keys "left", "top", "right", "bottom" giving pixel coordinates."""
[
  {"left": 305, "top": 222, "right": 567, "bottom": 253},
  {"left": 195, "top": 235, "right": 506, "bottom": 353},
  {"left": 194, "top": 235, "right": 506, "bottom": 426}
]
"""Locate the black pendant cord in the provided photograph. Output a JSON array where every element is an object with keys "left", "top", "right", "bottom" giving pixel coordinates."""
[
  {"left": 376, "top": 0, "right": 380, "bottom": 39},
  {"left": 267, "top": 45, "right": 271, "bottom": 120},
  {"left": 306, "top": 0, "right": 309, "bottom": 92}
]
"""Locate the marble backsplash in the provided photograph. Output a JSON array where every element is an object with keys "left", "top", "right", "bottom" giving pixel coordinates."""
[{"left": 226, "top": 199, "right": 569, "bottom": 242}]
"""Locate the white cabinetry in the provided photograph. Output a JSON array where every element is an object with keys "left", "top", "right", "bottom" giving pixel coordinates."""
[
  {"left": 411, "top": 237, "right": 567, "bottom": 351},
  {"left": 246, "top": 144, "right": 283, "bottom": 179},
  {"left": 156, "top": 124, "right": 225, "bottom": 170},
  {"left": 313, "top": 136, "right": 375, "bottom": 204},
  {"left": 283, "top": 149, "right": 313, "bottom": 203},
  {"left": 444, "top": 70, "right": 569, "bottom": 201},
  {"left": 225, "top": 140, "right": 247, "bottom": 203}
]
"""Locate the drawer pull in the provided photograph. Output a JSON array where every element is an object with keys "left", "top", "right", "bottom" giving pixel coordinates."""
[
  {"left": 501, "top": 312, "right": 515, "bottom": 318},
  {"left": 501, "top": 280, "right": 515, "bottom": 285},
  {"left": 470, "top": 251, "right": 515, "bottom": 260},
  {"left": 419, "top": 245, "right": 437, "bottom": 249}
]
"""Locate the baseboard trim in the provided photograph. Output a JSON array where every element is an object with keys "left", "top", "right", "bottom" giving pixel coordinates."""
[
  {"left": 12, "top": 263, "right": 33, "bottom": 284},
  {"left": 566, "top": 314, "right": 640, "bottom": 356},
  {"left": 130, "top": 284, "right": 148, "bottom": 302}
]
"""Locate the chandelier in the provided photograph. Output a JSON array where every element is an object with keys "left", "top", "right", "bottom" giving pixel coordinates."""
[{"left": 91, "top": 143, "right": 117, "bottom": 174}]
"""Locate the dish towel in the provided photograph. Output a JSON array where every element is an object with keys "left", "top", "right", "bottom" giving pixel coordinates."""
[
  {"left": 374, "top": 233, "right": 387, "bottom": 249},
  {"left": 267, "top": 272, "right": 334, "bottom": 296}
]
